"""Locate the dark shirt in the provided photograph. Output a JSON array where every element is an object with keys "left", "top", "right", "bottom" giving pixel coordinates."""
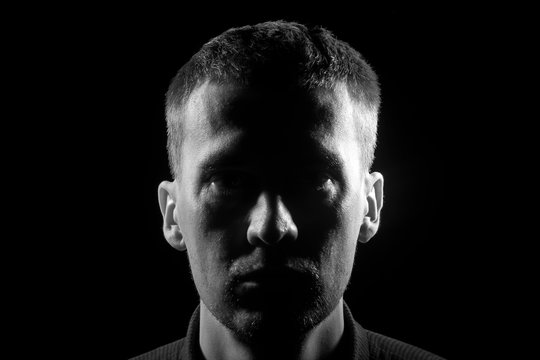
[{"left": 130, "top": 303, "right": 445, "bottom": 359}]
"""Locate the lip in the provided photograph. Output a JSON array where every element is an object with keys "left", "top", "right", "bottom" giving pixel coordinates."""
[
  {"left": 232, "top": 266, "right": 317, "bottom": 308},
  {"left": 236, "top": 267, "right": 310, "bottom": 284},
  {"left": 235, "top": 270, "right": 301, "bottom": 298}
]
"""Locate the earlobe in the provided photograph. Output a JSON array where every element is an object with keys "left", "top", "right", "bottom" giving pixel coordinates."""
[
  {"left": 158, "top": 181, "right": 186, "bottom": 251},
  {"left": 358, "top": 172, "right": 384, "bottom": 243}
]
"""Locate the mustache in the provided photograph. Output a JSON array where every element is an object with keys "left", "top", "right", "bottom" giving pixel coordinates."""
[{"left": 229, "top": 255, "right": 320, "bottom": 282}]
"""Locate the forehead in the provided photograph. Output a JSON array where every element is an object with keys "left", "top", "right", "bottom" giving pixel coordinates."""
[
  {"left": 178, "top": 80, "right": 365, "bottom": 173},
  {"left": 182, "top": 80, "right": 358, "bottom": 139}
]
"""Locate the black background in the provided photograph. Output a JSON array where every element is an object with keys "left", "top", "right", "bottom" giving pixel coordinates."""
[{"left": 17, "top": 4, "right": 528, "bottom": 360}]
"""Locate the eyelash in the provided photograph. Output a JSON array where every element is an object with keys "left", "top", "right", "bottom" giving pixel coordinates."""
[
  {"left": 210, "top": 172, "right": 254, "bottom": 190},
  {"left": 206, "top": 171, "right": 336, "bottom": 196}
]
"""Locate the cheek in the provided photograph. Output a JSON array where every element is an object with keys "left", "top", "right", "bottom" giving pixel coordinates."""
[
  {"left": 340, "top": 189, "right": 364, "bottom": 244},
  {"left": 326, "top": 225, "right": 357, "bottom": 278},
  {"left": 185, "top": 234, "right": 230, "bottom": 307},
  {"left": 178, "top": 199, "right": 226, "bottom": 296},
  {"left": 324, "top": 194, "right": 363, "bottom": 280}
]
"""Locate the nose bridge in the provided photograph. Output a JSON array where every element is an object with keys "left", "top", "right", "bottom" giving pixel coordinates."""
[{"left": 247, "top": 191, "right": 298, "bottom": 246}]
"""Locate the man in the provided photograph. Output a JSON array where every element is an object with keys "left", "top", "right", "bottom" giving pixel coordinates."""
[{"left": 132, "top": 21, "right": 445, "bottom": 360}]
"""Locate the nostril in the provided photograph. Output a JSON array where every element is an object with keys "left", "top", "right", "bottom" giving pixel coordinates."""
[{"left": 246, "top": 193, "right": 298, "bottom": 246}]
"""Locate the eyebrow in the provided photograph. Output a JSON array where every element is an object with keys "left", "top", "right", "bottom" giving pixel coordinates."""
[
  {"left": 198, "top": 143, "right": 345, "bottom": 180},
  {"left": 301, "top": 145, "right": 344, "bottom": 174},
  {"left": 197, "top": 148, "right": 250, "bottom": 180}
]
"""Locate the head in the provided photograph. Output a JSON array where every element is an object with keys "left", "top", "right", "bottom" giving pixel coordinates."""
[{"left": 158, "top": 21, "right": 384, "bottom": 344}]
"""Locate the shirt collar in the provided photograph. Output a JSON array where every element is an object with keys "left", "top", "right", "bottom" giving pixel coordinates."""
[{"left": 181, "top": 301, "right": 368, "bottom": 360}]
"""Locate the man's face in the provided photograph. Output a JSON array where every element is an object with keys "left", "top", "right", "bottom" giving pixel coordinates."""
[{"left": 168, "top": 80, "right": 376, "bottom": 341}]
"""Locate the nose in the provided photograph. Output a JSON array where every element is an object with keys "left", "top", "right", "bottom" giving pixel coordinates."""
[{"left": 247, "top": 192, "right": 298, "bottom": 246}]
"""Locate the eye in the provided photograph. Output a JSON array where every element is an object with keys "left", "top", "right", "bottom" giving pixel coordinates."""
[
  {"left": 208, "top": 171, "right": 256, "bottom": 195},
  {"left": 293, "top": 172, "right": 335, "bottom": 193},
  {"left": 311, "top": 176, "right": 334, "bottom": 192}
]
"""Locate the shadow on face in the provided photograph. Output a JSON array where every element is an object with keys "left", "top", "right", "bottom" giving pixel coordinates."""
[{"left": 162, "top": 79, "right": 379, "bottom": 341}]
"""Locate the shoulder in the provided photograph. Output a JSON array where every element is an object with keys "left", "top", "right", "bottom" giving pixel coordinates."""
[
  {"left": 364, "top": 329, "right": 445, "bottom": 360},
  {"left": 129, "top": 338, "right": 185, "bottom": 360}
]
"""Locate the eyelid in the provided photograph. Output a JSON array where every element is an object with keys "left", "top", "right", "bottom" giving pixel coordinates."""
[
  {"left": 201, "top": 166, "right": 247, "bottom": 182},
  {"left": 209, "top": 167, "right": 253, "bottom": 177},
  {"left": 296, "top": 168, "right": 338, "bottom": 181},
  {"left": 201, "top": 166, "right": 341, "bottom": 187},
  {"left": 206, "top": 169, "right": 258, "bottom": 191}
]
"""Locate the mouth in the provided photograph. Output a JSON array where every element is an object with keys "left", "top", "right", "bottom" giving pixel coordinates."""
[
  {"left": 236, "top": 266, "right": 312, "bottom": 283},
  {"left": 232, "top": 266, "right": 316, "bottom": 300}
]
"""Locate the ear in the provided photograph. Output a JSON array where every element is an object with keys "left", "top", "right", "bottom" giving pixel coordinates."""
[
  {"left": 158, "top": 181, "right": 186, "bottom": 251},
  {"left": 358, "top": 172, "right": 384, "bottom": 243}
]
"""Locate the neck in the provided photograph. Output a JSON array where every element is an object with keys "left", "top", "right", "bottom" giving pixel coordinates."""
[{"left": 199, "top": 299, "right": 345, "bottom": 360}]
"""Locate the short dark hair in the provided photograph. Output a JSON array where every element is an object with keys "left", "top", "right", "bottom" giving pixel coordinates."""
[{"left": 165, "top": 20, "right": 380, "bottom": 179}]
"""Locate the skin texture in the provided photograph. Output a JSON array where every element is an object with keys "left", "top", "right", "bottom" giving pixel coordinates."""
[{"left": 158, "top": 80, "right": 384, "bottom": 360}]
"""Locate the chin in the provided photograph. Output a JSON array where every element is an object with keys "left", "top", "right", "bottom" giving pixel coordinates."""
[
  {"left": 218, "top": 291, "right": 339, "bottom": 345},
  {"left": 204, "top": 264, "right": 349, "bottom": 345}
]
